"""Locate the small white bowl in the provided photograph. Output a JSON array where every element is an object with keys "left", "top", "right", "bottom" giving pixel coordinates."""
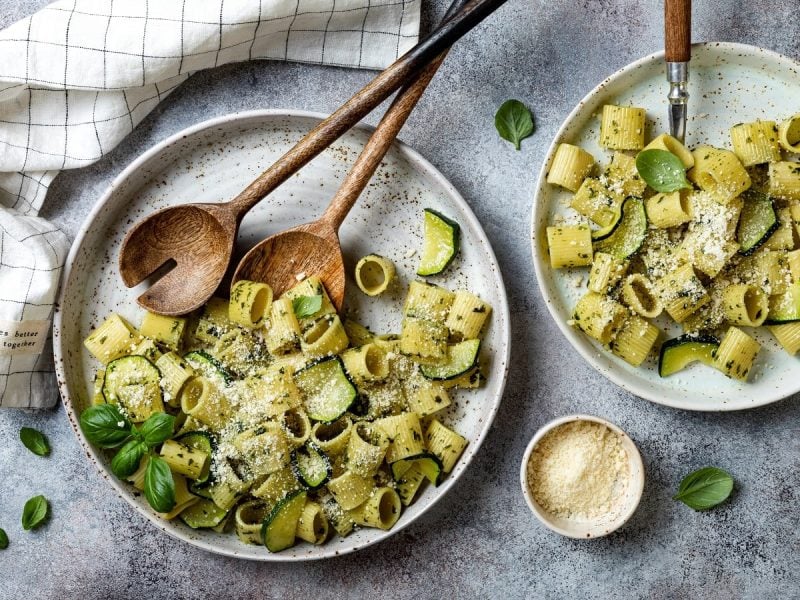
[{"left": 519, "top": 414, "right": 644, "bottom": 539}]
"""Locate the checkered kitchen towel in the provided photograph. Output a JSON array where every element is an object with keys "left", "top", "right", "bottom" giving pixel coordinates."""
[{"left": 0, "top": 0, "right": 421, "bottom": 408}]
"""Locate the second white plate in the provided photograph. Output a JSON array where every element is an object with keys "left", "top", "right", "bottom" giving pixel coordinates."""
[{"left": 531, "top": 43, "right": 800, "bottom": 411}]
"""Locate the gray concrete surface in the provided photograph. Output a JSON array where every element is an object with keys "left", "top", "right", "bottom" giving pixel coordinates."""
[{"left": 1, "top": 0, "right": 799, "bottom": 598}]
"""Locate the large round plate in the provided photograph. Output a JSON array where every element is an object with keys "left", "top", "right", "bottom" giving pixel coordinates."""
[
  {"left": 54, "top": 110, "right": 510, "bottom": 560},
  {"left": 531, "top": 43, "right": 800, "bottom": 411}
]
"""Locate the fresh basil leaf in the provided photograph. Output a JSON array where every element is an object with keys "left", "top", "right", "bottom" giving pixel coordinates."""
[
  {"left": 111, "top": 439, "right": 147, "bottom": 479},
  {"left": 19, "top": 427, "right": 50, "bottom": 457},
  {"left": 138, "top": 412, "right": 175, "bottom": 447},
  {"left": 21, "top": 495, "right": 49, "bottom": 530},
  {"left": 292, "top": 295, "right": 323, "bottom": 319},
  {"left": 144, "top": 455, "right": 176, "bottom": 513},
  {"left": 0, "top": 528, "right": 8, "bottom": 549},
  {"left": 635, "top": 149, "right": 692, "bottom": 193},
  {"left": 80, "top": 404, "right": 133, "bottom": 449},
  {"left": 494, "top": 99, "right": 534, "bottom": 150},
  {"left": 673, "top": 466, "right": 734, "bottom": 510}
]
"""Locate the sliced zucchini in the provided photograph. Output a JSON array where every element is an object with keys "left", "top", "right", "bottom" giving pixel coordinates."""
[
  {"left": 261, "top": 490, "right": 307, "bottom": 552},
  {"left": 417, "top": 209, "right": 460, "bottom": 276},
  {"left": 420, "top": 339, "right": 480, "bottom": 381},
  {"left": 390, "top": 452, "right": 443, "bottom": 486},
  {"left": 290, "top": 442, "right": 332, "bottom": 491},
  {"left": 101, "top": 355, "right": 163, "bottom": 422},
  {"left": 590, "top": 203, "right": 623, "bottom": 241},
  {"left": 593, "top": 197, "right": 647, "bottom": 259},
  {"left": 180, "top": 498, "right": 228, "bottom": 529},
  {"left": 295, "top": 357, "right": 357, "bottom": 422},
  {"left": 658, "top": 334, "right": 720, "bottom": 377},
  {"left": 766, "top": 282, "right": 800, "bottom": 324},
  {"left": 176, "top": 431, "right": 216, "bottom": 486},
  {"left": 183, "top": 350, "right": 233, "bottom": 385},
  {"left": 737, "top": 189, "right": 779, "bottom": 255}
]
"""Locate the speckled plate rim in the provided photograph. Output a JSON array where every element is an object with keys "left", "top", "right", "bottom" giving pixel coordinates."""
[
  {"left": 519, "top": 414, "right": 645, "bottom": 539},
  {"left": 54, "top": 109, "right": 511, "bottom": 561},
  {"left": 530, "top": 42, "right": 800, "bottom": 412}
]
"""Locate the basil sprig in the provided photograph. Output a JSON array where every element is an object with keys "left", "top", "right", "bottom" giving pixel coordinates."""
[
  {"left": 292, "top": 295, "right": 323, "bottom": 319},
  {"left": 674, "top": 466, "right": 734, "bottom": 511},
  {"left": 80, "top": 405, "right": 176, "bottom": 513},
  {"left": 635, "top": 149, "right": 692, "bottom": 193},
  {"left": 80, "top": 404, "right": 133, "bottom": 448},
  {"left": 495, "top": 99, "right": 534, "bottom": 151},
  {"left": 21, "top": 495, "right": 49, "bottom": 530},
  {"left": 0, "top": 528, "right": 8, "bottom": 549},
  {"left": 19, "top": 427, "right": 50, "bottom": 456},
  {"left": 111, "top": 439, "right": 149, "bottom": 478},
  {"left": 145, "top": 456, "right": 176, "bottom": 513}
]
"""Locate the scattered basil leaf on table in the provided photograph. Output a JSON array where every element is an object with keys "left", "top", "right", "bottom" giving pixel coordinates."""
[
  {"left": 144, "top": 455, "right": 176, "bottom": 513},
  {"left": 494, "top": 99, "right": 534, "bottom": 150},
  {"left": 635, "top": 149, "right": 692, "bottom": 193},
  {"left": 19, "top": 427, "right": 50, "bottom": 456},
  {"left": 80, "top": 404, "right": 133, "bottom": 448},
  {"left": 673, "top": 466, "right": 734, "bottom": 510},
  {"left": 111, "top": 439, "right": 148, "bottom": 479},
  {"left": 0, "top": 528, "right": 8, "bottom": 549},
  {"left": 137, "top": 412, "right": 175, "bottom": 447},
  {"left": 292, "top": 295, "right": 323, "bottom": 319},
  {"left": 21, "top": 495, "right": 49, "bottom": 530}
]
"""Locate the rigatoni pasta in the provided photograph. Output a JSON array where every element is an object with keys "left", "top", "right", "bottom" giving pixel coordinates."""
[
  {"left": 82, "top": 263, "right": 493, "bottom": 553},
  {"left": 544, "top": 105, "right": 800, "bottom": 381}
]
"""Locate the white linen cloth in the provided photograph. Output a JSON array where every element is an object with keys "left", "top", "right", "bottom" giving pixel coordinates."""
[{"left": 0, "top": 0, "right": 421, "bottom": 408}]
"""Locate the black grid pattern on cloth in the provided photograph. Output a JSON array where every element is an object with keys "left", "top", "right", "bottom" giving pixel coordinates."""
[
  {"left": 0, "top": 0, "right": 419, "bottom": 210},
  {"left": 0, "top": 0, "right": 419, "bottom": 407}
]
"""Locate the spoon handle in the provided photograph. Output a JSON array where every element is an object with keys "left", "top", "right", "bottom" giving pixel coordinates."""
[
  {"left": 227, "top": 0, "right": 507, "bottom": 217},
  {"left": 320, "top": 52, "right": 447, "bottom": 231}
]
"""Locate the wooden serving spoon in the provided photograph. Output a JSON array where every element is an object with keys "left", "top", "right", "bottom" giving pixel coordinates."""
[
  {"left": 118, "top": 0, "right": 508, "bottom": 316},
  {"left": 232, "top": 53, "right": 448, "bottom": 311}
]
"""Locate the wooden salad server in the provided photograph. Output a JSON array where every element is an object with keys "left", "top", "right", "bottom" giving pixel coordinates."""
[
  {"left": 665, "top": 0, "right": 691, "bottom": 142},
  {"left": 118, "top": 0, "right": 508, "bottom": 316},
  {"left": 232, "top": 54, "right": 448, "bottom": 311}
]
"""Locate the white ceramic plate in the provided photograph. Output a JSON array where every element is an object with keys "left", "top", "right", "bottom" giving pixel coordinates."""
[
  {"left": 531, "top": 43, "right": 800, "bottom": 411},
  {"left": 54, "top": 110, "right": 510, "bottom": 560}
]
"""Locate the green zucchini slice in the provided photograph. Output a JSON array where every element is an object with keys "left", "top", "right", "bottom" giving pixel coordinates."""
[
  {"left": 593, "top": 197, "right": 647, "bottom": 259},
  {"left": 101, "top": 355, "right": 163, "bottom": 421},
  {"left": 590, "top": 203, "right": 623, "bottom": 241},
  {"left": 395, "top": 464, "right": 427, "bottom": 505},
  {"left": 180, "top": 498, "right": 228, "bottom": 529},
  {"left": 420, "top": 339, "right": 480, "bottom": 380},
  {"left": 177, "top": 431, "right": 215, "bottom": 486},
  {"left": 737, "top": 189, "right": 779, "bottom": 255},
  {"left": 291, "top": 442, "right": 332, "bottom": 490},
  {"left": 658, "top": 334, "right": 720, "bottom": 377},
  {"left": 417, "top": 209, "right": 460, "bottom": 276},
  {"left": 261, "top": 490, "right": 307, "bottom": 552},
  {"left": 295, "top": 357, "right": 357, "bottom": 422},
  {"left": 183, "top": 350, "right": 233, "bottom": 385},
  {"left": 766, "top": 282, "right": 800, "bottom": 324},
  {"left": 390, "top": 452, "right": 443, "bottom": 486}
]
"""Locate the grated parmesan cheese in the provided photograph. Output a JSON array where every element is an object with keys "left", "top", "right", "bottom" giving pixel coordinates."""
[{"left": 527, "top": 420, "right": 629, "bottom": 521}]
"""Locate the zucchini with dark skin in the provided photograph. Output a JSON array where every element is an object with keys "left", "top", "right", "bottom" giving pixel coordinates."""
[
  {"left": 291, "top": 442, "right": 332, "bottom": 490},
  {"left": 420, "top": 339, "right": 480, "bottom": 380},
  {"left": 737, "top": 189, "right": 779, "bottom": 255},
  {"left": 417, "top": 209, "right": 460, "bottom": 276},
  {"left": 294, "top": 357, "right": 357, "bottom": 422},
  {"left": 658, "top": 334, "right": 720, "bottom": 377},
  {"left": 593, "top": 197, "right": 647, "bottom": 259},
  {"left": 261, "top": 490, "right": 307, "bottom": 552}
]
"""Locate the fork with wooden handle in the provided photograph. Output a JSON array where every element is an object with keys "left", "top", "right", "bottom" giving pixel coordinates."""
[{"left": 119, "top": 0, "right": 507, "bottom": 316}]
